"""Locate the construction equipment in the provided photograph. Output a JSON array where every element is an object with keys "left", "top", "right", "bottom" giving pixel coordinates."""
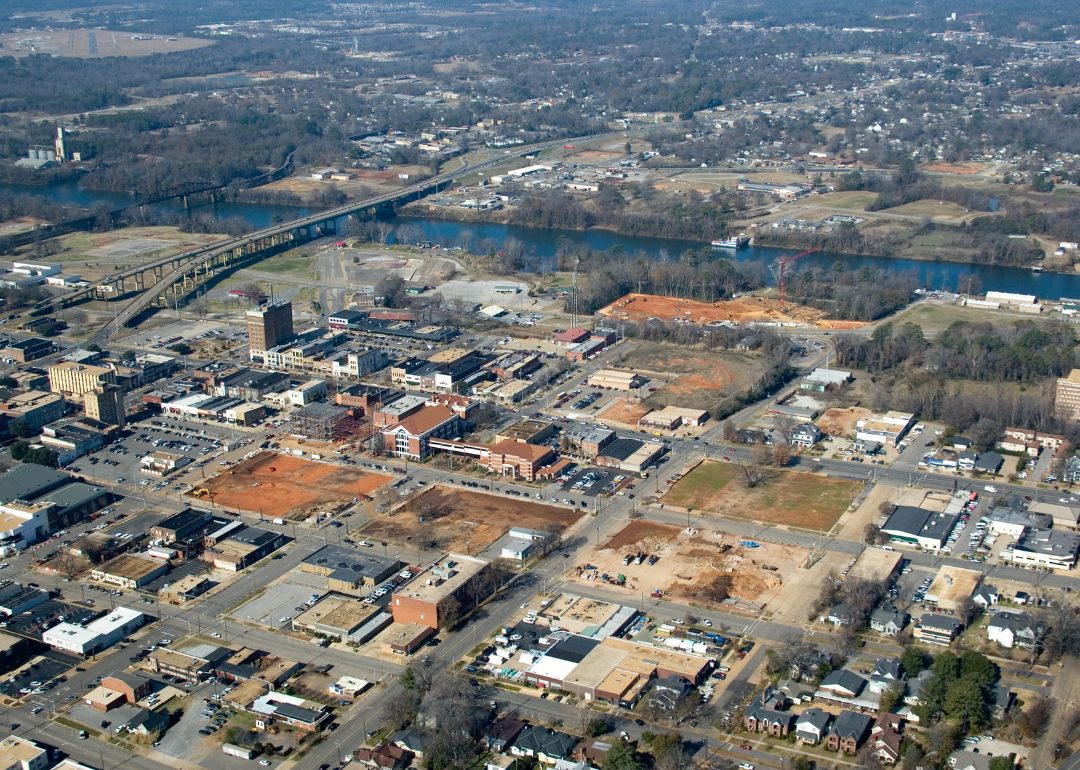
[
  {"left": 192, "top": 488, "right": 209, "bottom": 497},
  {"left": 770, "top": 247, "right": 819, "bottom": 310}
]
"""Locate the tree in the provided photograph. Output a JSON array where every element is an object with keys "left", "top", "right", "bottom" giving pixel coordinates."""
[
  {"left": 10, "top": 440, "right": 29, "bottom": 461},
  {"left": 170, "top": 343, "right": 192, "bottom": 355},
  {"left": 863, "top": 523, "right": 883, "bottom": 545},
  {"left": 943, "top": 677, "right": 988, "bottom": 731},
  {"left": 878, "top": 684, "right": 904, "bottom": 713},
  {"left": 771, "top": 443, "right": 791, "bottom": 467},
  {"left": 120, "top": 350, "right": 136, "bottom": 362},
  {"left": 438, "top": 596, "right": 462, "bottom": 632},
  {"left": 587, "top": 718, "right": 608, "bottom": 737},
  {"left": 958, "top": 650, "right": 997, "bottom": 689},
  {"left": 9, "top": 420, "right": 28, "bottom": 437},
  {"left": 400, "top": 666, "right": 418, "bottom": 690},
  {"left": 901, "top": 646, "right": 926, "bottom": 678},
  {"left": 602, "top": 741, "right": 642, "bottom": 770},
  {"left": 735, "top": 443, "right": 778, "bottom": 488},
  {"left": 988, "top": 758, "right": 1015, "bottom": 770},
  {"left": 0, "top": 375, "right": 18, "bottom": 388}
]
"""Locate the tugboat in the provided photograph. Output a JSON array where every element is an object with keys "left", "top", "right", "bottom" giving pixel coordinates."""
[{"left": 711, "top": 234, "right": 750, "bottom": 249}]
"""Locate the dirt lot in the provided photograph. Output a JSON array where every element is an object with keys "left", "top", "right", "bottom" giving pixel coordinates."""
[
  {"left": 816, "top": 406, "right": 874, "bottom": 437},
  {"left": 616, "top": 342, "right": 764, "bottom": 411},
  {"left": 574, "top": 520, "right": 805, "bottom": 609},
  {"left": 598, "top": 293, "right": 827, "bottom": 326},
  {"left": 924, "top": 162, "right": 993, "bottom": 175},
  {"left": 662, "top": 461, "right": 863, "bottom": 532},
  {"left": 196, "top": 452, "right": 391, "bottom": 519},
  {"left": 599, "top": 398, "right": 652, "bottom": 427},
  {"left": 362, "top": 487, "right": 584, "bottom": 555}
]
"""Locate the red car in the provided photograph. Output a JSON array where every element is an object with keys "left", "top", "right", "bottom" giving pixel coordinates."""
[
  {"left": 740, "top": 746, "right": 752, "bottom": 751},
  {"left": 738, "top": 651, "right": 747, "bottom": 660}
]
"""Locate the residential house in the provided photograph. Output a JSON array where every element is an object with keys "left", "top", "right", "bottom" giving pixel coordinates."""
[
  {"left": 795, "top": 708, "right": 831, "bottom": 745},
  {"left": 913, "top": 614, "right": 963, "bottom": 646},
  {"left": 987, "top": 611, "right": 1044, "bottom": 649},
  {"left": 868, "top": 658, "right": 904, "bottom": 695},
  {"left": 818, "top": 670, "right": 866, "bottom": 699},
  {"left": 353, "top": 744, "right": 412, "bottom": 770},
  {"left": 868, "top": 713, "right": 903, "bottom": 765},
  {"left": 971, "top": 584, "right": 999, "bottom": 608},
  {"left": 744, "top": 688, "right": 795, "bottom": 737},
  {"left": 484, "top": 718, "right": 526, "bottom": 752},
  {"left": 869, "top": 606, "right": 908, "bottom": 637},
  {"left": 827, "top": 710, "right": 872, "bottom": 755},
  {"left": 509, "top": 727, "right": 578, "bottom": 766},
  {"left": 825, "top": 602, "right": 863, "bottom": 626},
  {"left": 390, "top": 729, "right": 427, "bottom": 758},
  {"left": 791, "top": 423, "right": 822, "bottom": 448}
]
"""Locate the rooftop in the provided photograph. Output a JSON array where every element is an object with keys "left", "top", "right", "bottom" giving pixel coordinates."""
[
  {"left": 95, "top": 555, "right": 165, "bottom": 580},
  {"left": 395, "top": 554, "right": 487, "bottom": 604}
]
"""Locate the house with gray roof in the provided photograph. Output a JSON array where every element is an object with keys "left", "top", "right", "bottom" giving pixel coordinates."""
[
  {"left": 988, "top": 610, "right": 1044, "bottom": 649},
  {"left": 828, "top": 711, "right": 872, "bottom": 755},
  {"left": 971, "top": 584, "right": 999, "bottom": 608},
  {"left": 819, "top": 670, "right": 866, "bottom": 699},
  {"left": 869, "top": 606, "right": 908, "bottom": 637},
  {"left": 795, "top": 707, "right": 831, "bottom": 745},
  {"left": 869, "top": 658, "right": 904, "bottom": 694}
]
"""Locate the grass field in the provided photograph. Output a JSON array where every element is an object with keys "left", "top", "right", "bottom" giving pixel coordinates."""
[
  {"left": 252, "top": 251, "right": 318, "bottom": 276},
  {"left": 888, "top": 302, "right": 1020, "bottom": 333},
  {"left": 886, "top": 200, "right": 975, "bottom": 221},
  {"left": 815, "top": 191, "right": 879, "bottom": 210},
  {"left": 664, "top": 461, "right": 863, "bottom": 531}
]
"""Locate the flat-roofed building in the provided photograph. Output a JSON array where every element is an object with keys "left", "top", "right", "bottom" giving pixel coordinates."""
[
  {"left": 39, "top": 421, "right": 104, "bottom": 465},
  {"left": 291, "top": 596, "right": 380, "bottom": 640},
  {"left": 855, "top": 411, "right": 914, "bottom": 447},
  {"left": 159, "top": 574, "right": 212, "bottom": 604},
  {"left": 43, "top": 607, "right": 144, "bottom": 655},
  {"left": 0, "top": 391, "right": 64, "bottom": 431},
  {"left": 553, "top": 328, "right": 590, "bottom": 347},
  {"left": 0, "top": 338, "right": 52, "bottom": 364},
  {"left": 637, "top": 406, "right": 709, "bottom": 430},
  {"left": 1003, "top": 528, "right": 1080, "bottom": 570},
  {"left": 247, "top": 301, "right": 294, "bottom": 360},
  {"left": 392, "top": 555, "right": 490, "bottom": 629},
  {"left": 847, "top": 549, "right": 903, "bottom": 584},
  {"left": 1056, "top": 369, "right": 1080, "bottom": 421},
  {"left": 0, "top": 735, "right": 47, "bottom": 770},
  {"left": 139, "top": 451, "right": 191, "bottom": 476},
  {"left": 91, "top": 555, "right": 167, "bottom": 589},
  {"left": 146, "top": 648, "right": 211, "bottom": 682},
  {"left": 923, "top": 566, "right": 982, "bottom": 611},
  {"left": 372, "top": 393, "right": 429, "bottom": 428},
  {"left": 490, "top": 379, "right": 536, "bottom": 405},
  {"left": 594, "top": 439, "right": 663, "bottom": 474},
  {"left": 880, "top": 506, "right": 959, "bottom": 551},
  {"left": 300, "top": 545, "right": 401, "bottom": 592},
  {"left": 224, "top": 403, "right": 266, "bottom": 426},
  {"left": 202, "top": 526, "right": 286, "bottom": 571},
  {"left": 587, "top": 370, "right": 644, "bottom": 391},
  {"left": 84, "top": 385, "right": 125, "bottom": 427},
  {"left": 48, "top": 362, "right": 116, "bottom": 398},
  {"left": 150, "top": 508, "right": 213, "bottom": 544},
  {"left": 374, "top": 622, "right": 437, "bottom": 656},
  {"left": 496, "top": 419, "right": 557, "bottom": 445}
]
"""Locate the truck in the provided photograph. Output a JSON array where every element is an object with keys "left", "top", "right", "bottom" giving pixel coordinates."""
[
  {"left": 223, "top": 744, "right": 255, "bottom": 760},
  {"left": 984, "top": 486, "right": 998, "bottom": 493}
]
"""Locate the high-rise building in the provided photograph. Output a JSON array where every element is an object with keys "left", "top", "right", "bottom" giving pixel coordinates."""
[
  {"left": 84, "top": 384, "right": 125, "bottom": 428},
  {"left": 1056, "top": 369, "right": 1080, "bottom": 421},
  {"left": 247, "top": 301, "right": 294, "bottom": 360},
  {"left": 48, "top": 362, "right": 116, "bottom": 397}
]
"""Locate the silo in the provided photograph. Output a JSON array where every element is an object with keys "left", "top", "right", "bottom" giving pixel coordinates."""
[
  {"left": 46, "top": 150, "right": 56, "bottom": 161},
  {"left": 29, "top": 149, "right": 39, "bottom": 160}
]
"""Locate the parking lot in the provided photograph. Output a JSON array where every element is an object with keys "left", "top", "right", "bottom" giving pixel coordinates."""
[
  {"left": 128, "top": 320, "right": 245, "bottom": 353},
  {"left": 559, "top": 468, "right": 634, "bottom": 500},
  {"left": 0, "top": 599, "right": 84, "bottom": 640},
  {"left": 140, "top": 559, "right": 210, "bottom": 596},
  {"left": 0, "top": 655, "right": 73, "bottom": 699},
  {"left": 231, "top": 582, "right": 313, "bottom": 627}
]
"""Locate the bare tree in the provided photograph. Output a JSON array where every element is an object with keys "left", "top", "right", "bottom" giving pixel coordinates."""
[
  {"left": 771, "top": 443, "right": 791, "bottom": 467},
  {"left": 772, "top": 415, "right": 799, "bottom": 445},
  {"left": 735, "top": 443, "right": 779, "bottom": 488},
  {"left": 376, "top": 222, "right": 395, "bottom": 244}
]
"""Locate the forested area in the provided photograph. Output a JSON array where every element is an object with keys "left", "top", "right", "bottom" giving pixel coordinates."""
[{"left": 833, "top": 319, "right": 1080, "bottom": 446}]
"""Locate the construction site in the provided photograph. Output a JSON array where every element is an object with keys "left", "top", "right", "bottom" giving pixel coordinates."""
[
  {"left": 287, "top": 403, "right": 375, "bottom": 444},
  {"left": 194, "top": 451, "right": 391, "bottom": 519},
  {"left": 571, "top": 520, "right": 806, "bottom": 614},
  {"left": 597, "top": 293, "right": 829, "bottom": 326}
]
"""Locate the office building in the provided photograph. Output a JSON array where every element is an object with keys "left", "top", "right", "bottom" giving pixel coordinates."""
[
  {"left": 84, "top": 384, "right": 125, "bottom": 427},
  {"left": 247, "top": 301, "right": 294, "bottom": 359},
  {"left": 0, "top": 735, "right": 47, "bottom": 770},
  {"left": 43, "top": 607, "right": 144, "bottom": 655},
  {"left": 48, "top": 362, "right": 116, "bottom": 398},
  {"left": 1056, "top": 369, "right": 1080, "bottom": 421},
  {"left": 0, "top": 391, "right": 64, "bottom": 431},
  {"left": 391, "top": 555, "right": 490, "bottom": 629}
]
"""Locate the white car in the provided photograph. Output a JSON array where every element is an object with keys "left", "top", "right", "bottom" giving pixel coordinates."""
[
  {"left": 260, "top": 762, "right": 271, "bottom": 767},
  {"left": 740, "top": 764, "right": 754, "bottom": 770}
]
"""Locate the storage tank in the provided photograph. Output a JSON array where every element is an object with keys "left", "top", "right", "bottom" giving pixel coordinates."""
[
  {"left": 46, "top": 150, "right": 56, "bottom": 161},
  {"left": 29, "top": 149, "right": 40, "bottom": 160}
]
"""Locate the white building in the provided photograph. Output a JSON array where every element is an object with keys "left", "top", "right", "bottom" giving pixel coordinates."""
[
  {"left": 288, "top": 379, "right": 327, "bottom": 406},
  {"left": 43, "top": 607, "right": 144, "bottom": 655},
  {"left": 855, "top": 411, "right": 914, "bottom": 447},
  {"left": 0, "top": 735, "right": 48, "bottom": 770},
  {"left": 1002, "top": 528, "right": 1080, "bottom": 571}
]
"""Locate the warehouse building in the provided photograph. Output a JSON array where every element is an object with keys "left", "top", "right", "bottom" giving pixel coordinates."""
[
  {"left": 594, "top": 439, "right": 664, "bottom": 474},
  {"left": 300, "top": 545, "right": 402, "bottom": 592},
  {"left": 150, "top": 508, "right": 213, "bottom": 544},
  {"left": 637, "top": 406, "right": 709, "bottom": 431},
  {"left": 91, "top": 555, "right": 168, "bottom": 589},
  {"left": 202, "top": 526, "right": 286, "bottom": 571},
  {"left": 43, "top": 607, "right": 144, "bottom": 655},
  {"left": 587, "top": 370, "right": 645, "bottom": 391},
  {"left": 880, "top": 506, "right": 959, "bottom": 551}
]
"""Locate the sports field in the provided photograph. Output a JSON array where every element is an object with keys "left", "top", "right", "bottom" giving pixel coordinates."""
[{"left": 663, "top": 461, "right": 863, "bottom": 531}]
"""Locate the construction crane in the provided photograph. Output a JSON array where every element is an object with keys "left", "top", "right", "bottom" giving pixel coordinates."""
[{"left": 771, "top": 247, "right": 819, "bottom": 310}]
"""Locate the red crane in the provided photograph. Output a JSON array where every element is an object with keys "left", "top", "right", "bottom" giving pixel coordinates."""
[{"left": 772, "top": 247, "right": 819, "bottom": 310}]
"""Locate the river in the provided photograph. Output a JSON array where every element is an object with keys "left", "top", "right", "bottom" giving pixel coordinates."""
[{"left": 7, "top": 179, "right": 1080, "bottom": 301}]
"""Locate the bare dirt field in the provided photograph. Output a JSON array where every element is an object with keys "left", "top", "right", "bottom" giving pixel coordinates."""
[
  {"left": 662, "top": 461, "right": 863, "bottom": 532},
  {"left": 574, "top": 520, "right": 806, "bottom": 609},
  {"left": 362, "top": 487, "right": 583, "bottom": 555},
  {"left": 0, "top": 29, "right": 212, "bottom": 58},
  {"left": 616, "top": 342, "right": 764, "bottom": 408},
  {"left": 816, "top": 406, "right": 874, "bottom": 437},
  {"left": 599, "top": 398, "right": 652, "bottom": 427},
  {"left": 885, "top": 199, "right": 977, "bottom": 222},
  {"left": 924, "top": 162, "right": 993, "bottom": 175},
  {"left": 566, "top": 150, "right": 623, "bottom": 161},
  {"left": 598, "top": 293, "right": 827, "bottom": 326},
  {"left": 196, "top": 452, "right": 391, "bottom": 519}
]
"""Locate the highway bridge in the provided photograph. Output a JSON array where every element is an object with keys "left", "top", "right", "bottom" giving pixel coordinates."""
[{"left": 48, "top": 124, "right": 668, "bottom": 346}]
